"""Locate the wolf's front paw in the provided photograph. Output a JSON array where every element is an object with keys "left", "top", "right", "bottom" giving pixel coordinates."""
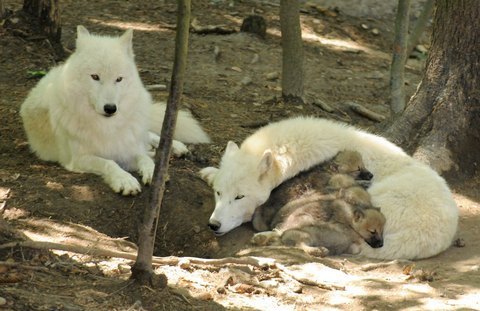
[
  {"left": 107, "top": 170, "right": 141, "bottom": 195},
  {"left": 137, "top": 155, "right": 155, "bottom": 185},
  {"left": 172, "top": 140, "right": 189, "bottom": 157},
  {"left": 250, "top": 231, "right": 281, "bottom": 246}
]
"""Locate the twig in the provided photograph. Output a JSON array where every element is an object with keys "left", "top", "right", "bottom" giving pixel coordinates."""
[
  {"left": 0, "top": 260, "right": 49, "bottom": 271},
  {"left": 0, "top": 240, "right": 275, "bottom": 268},
  {"left": 347, "top": 101, "right": 386, "bottom": 122}
]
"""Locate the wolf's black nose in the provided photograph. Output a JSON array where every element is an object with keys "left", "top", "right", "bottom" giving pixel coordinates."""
[
  {"left": 104, "top": 104, "right": 117, "bottom": 115},
  {"left": 208, "top": 220, "right": 221, "bottom": 232},
  {"left": 358, "top": 170, "right": 373, "bottom": 181}
]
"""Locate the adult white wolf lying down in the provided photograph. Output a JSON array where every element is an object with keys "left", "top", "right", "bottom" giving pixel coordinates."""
[
  {"left": 21, "top": 26, "right": 210, "bottom": 195},
  {"left": 200, "top": 117, "right": 458, "bottom": 260}
]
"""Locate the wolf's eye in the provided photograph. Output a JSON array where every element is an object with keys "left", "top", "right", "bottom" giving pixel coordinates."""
[
  {"left": 235, "top": 195, "right": 244, "bottom": 200},
  {"left": 91, "top": 74, "right": 100, "bottom": 81},
  {"left": 116, "top": 77, "right": 123, "bottom": 83}
]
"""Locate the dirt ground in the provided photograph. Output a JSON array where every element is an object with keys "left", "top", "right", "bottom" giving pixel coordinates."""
[{"left": 0, "top": 0, "right": 479, "bottom": 310}]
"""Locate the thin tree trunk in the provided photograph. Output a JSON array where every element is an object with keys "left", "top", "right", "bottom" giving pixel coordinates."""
[
  {"left": 280, "top": 0, "right": 304, "bottom": 103},
  {"left": 131, "top": 0, "right": 191, "bottom": 286},
  {"left": 23, "top": 0, "right": 61, "bottom": 43},
  {"left": 406, "top": 0, "right": 434, "bottom": 58},
  {"left": 0, "top": 0, "right": 5, "bottom": 19},
  {"left": 385, "top": 0, "right": 480, "bottom": 177},
  {"left": 390, "top": 0, "right": 411, "bottom": 116}
]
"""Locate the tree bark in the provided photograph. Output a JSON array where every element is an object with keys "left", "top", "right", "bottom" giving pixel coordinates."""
[
  {"left": 131, "top": 0, "right": 191, "bottom": 286},
  {"left": 23, "top": 0, "right": 61, "bottom": 43},
  {"left": 390, "top": 0, "right": 410, "bottom": 115},
  {"left": 280, "top": 0, "right": 304, "bottom": 103},
  {"left": 385, "top": 0, "right": 480, "bottom": 178}
]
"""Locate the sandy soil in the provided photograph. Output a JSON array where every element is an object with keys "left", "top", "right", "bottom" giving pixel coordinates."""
[{"left": 0, "top": 0, "right": 478, "bottom": 310}]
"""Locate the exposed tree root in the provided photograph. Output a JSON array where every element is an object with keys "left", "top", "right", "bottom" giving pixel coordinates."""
[{"left": 0, "top": 240, "right": 275, "bottom": 268}]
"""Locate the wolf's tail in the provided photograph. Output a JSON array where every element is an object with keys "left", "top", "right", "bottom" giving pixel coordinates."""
[{"left": 149, "top": 102, "right": 211, "bottom": 144}]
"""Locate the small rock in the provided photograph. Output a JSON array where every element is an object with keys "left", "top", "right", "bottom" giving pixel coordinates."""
[
  {"left": 361, "top": 23, "right": 369, "bottom": 30},
  {"left": 117, "top": 264, "right": 131, "bottom": 274},
  {"left": 415, "top": 44, "right": 428, "bottom": 54},
  {"left": 178, "top": 259, "right": 191, "bottom": 269},
  {"left": 265, "top": 72, "right": 279, "bottom": 81},
  {"left": 371, "top": 28, "right": 380, "bottom": 35},
  {"left": 240, "top": 76, "right": 252, "bottom": 86},
  {"left": 195, "top": 292, "right": 213, "bottom": 301},
  {"left": 0, "top": 297, "right": 6, "bottom": 305},
  {"left": 453, "top": 238, "right": 465, "bottom": 247},
  {"left": 231, "top": 66, "right": 242, "bottom": 72},
  {"left": 217, "top": 287, "right": 226, "bottom": 294},
  {"left": 192, "top": 225, "right": 201, "bottom": 234},
  {"left": 251, "top": 53, "right": 259, "bottom": 64}
]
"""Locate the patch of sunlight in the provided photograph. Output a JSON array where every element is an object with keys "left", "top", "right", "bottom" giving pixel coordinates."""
[
  {"left": 451, "top": 258, "right": 480, "bottom": 273},
  {"left": 450, "top": 292, "right": 480, "bottom": 307},
  {"left": 267, "top": 27, "right": 374, "bottom": 54},
  {"left": 89, "top": 18, "right": 169, "bottom": 32},
  {"left": 402, "top": 282, "right": 434, "bottom": 294},
  {"left": 70, "top": 185, "right": 94, "bottom": 201}
]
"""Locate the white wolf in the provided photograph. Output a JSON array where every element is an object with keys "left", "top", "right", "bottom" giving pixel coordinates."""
[
  {"left": 21, "top": 26, "right": 210, "bottom": 195},
  {"left": 200, "top": 117, "right": 458, "bottom": 260}
]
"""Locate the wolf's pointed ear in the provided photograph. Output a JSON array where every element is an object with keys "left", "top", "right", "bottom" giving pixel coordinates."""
[
  {"left": 76, "top": 25, "right": 90, "bottom": 50},
  {"left": 199, "top": 167, "right": 218, "bottom": 186},
  {"left": 353, "top": 209, "right": 365, "bottom": 222},
  {"left": 225, "top": 141, "right": 239, "bottom": 156},
  {"left": 120, "top": 29, "right": 134, "bottom": 58},
  {"left": 258, "top": 150, "right": 274, "bottom": 180}
]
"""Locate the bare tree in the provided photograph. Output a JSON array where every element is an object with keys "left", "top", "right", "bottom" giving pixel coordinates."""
[
  {"left": 280, "top": 0, "right": 304, "bottom": 103},
  {"left": 131, "top": 0, "right": 191, "bottom": 286},
  {"left": 23, "top": 0, "right": 61, "bottom": 43},
  {"left": 385, "top": 0, "right": 480, "bottom": 177}
]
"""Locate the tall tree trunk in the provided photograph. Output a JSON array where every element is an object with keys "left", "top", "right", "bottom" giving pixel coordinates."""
[
  {"left": 390, "top": 0, "right": 410, "bottom": 115},
  {"left": 131, "top": 0, "right": 191, "bottom": 286},
  {"left": 23, "top": 0, "right": 61, "bottom": 43},
  {"left": 385, "top": 0, "right": 480, "bottom": 178},
  {"left": 0, "top": 0, "right": 5, "bottom": 19},
  {"left": 280, "top": 0, "right": 304, "bottom": 103}
]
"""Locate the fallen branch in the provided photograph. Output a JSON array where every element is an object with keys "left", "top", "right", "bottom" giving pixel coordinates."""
[
  {"left": 312, "top": 98, "right": 334, "bottom": 113},
  {"left": 0, "top": 240, "right": 275, "bottom": 268},
  {"left": 190, "top": 18, "right": 236, "bottom": 35},
  {"left": 346, "top": 101, "right": 386, "bottom": 122},
  {"left": 0, "top": 260, "right": 49, "bottom": 271}
]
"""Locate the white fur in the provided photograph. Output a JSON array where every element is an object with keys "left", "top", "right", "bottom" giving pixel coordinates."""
[
  {"left": 200, "top": 117, "right": 458, "bottom": 260},
  {"left": 21, "top": 26, "right": 210, "bottom": 195}
]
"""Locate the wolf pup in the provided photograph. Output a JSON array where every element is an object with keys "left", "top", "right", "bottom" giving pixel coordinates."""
[
  {"left": 279, "top": 199, "right": 386, "bottom": 257},
  {"left": 21, "top": 26, "right": 210, "bottom": 195},
  {"left": 252, "top": 150, "right": 373, "bottom": 232}
]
